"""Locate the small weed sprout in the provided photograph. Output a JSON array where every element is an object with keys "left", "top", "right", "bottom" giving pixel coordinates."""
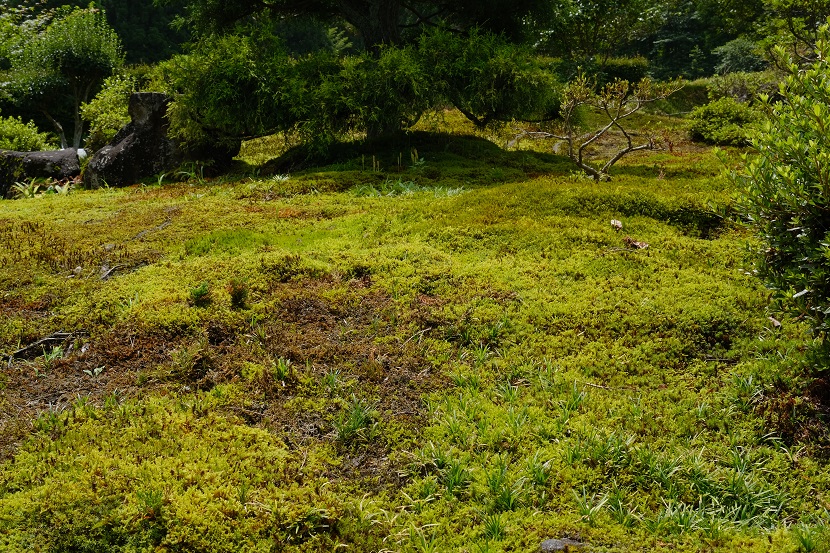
[
  {"left": 471, "top": 343, "right": 491, "bottom": 366},
  {"left": 83, "top": 366, "right": 105, "bottom": 378},
  {"left": 322, "top": 367, "right": 341, "bottom": 394},
  {"left": 442, "top": 459, "right": 471, "bottom": 497},
  {"left": 189, "top": 282, "right": 211, "bottom": 307},
  {"left": 408, "top": 524, "right": 440, "bottom": 553},
  {"left": 495, "top": 380, "right": 519, "bottom": 403},
  {"left": 562, "top": 382, "right": 586, "bottom": 412},
  {"left": 450, "top": 370, "right": 481, "bottom": 391},
  {"left": 410, "top": 147, "right": 423, "bottom": 168},
  {"left": 417, "top": 476, "right": 439, "bottom": 500},
  {"left": 793, "top": 522, "right": 828, "bottom": 553},
  {"left": 607, "top": 485, "right": 638, "bottom": 528},
  {"left": 227, "top": 278, "right": 249, "bottom": 309},
  {"left": 273, "top": 356, "right": 293, "bottom": 384},
  {"left": 573, "top": 486, "right": 608, "bottom": 526},
  {"left": 526, "top": 450, "right": 552, "bottom": 488},
  {"left": 37, "top": 345, "right": 64, "bottom": 375},
  {"left": 247, "top": 325, "right": 269, "bottom": 348}
]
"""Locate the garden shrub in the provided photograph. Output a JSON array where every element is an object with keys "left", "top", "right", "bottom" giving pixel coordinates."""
[
  {"left": 418, "top": 28, "right": 560, "bottom": 127},
  {"left": 707, "top": 70, "right": 782, "bottom": 104},
  {"left": 689, "top": 97, "right": 759, "bottom": 145},
  {"left": 549, "top": 56, "right": 649, "bottom": 87},
  {"left": 80, "top": 74, "right": 136, "bottom": 151},
  {"left": 739, "top": 33, "right": 830, "bottom": 354},
  {"left": 0, "top": 115, "right": 56, "bottom": 151},
  {"left": 599, "top": 56, "right": 650, "bottom": 84},
  {"left": 713, "top": 37, "right": 767, "bottom": 74}
]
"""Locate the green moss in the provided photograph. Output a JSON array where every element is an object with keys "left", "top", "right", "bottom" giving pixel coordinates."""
[{"left": 0, "top": 114, "right": 824, "bottom": 552}]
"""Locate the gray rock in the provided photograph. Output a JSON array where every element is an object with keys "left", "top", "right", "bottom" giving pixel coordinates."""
[
  {"left": 84, "top": 92, "right": 180, "bottom": 188},
  {"left": 0, "top": 149, "right": 81, "bottom": 198},
  {"left": 540, "top": 538, "right": 584, "bottom": 552}
]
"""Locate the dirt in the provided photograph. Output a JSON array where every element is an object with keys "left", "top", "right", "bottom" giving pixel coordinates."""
[{"left": 0, "top": 278, "right": 447, "bottom": 484}]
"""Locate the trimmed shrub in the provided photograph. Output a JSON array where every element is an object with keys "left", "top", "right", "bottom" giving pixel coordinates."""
[
  {"left": 713, "top": 38, "right": 767, "bottom": 75},
  {"left": 600, "top": 56, "right": 650, "bottom": 84},
  {"left": 689, "top": 97, "right": 759, "bottom": 145}
]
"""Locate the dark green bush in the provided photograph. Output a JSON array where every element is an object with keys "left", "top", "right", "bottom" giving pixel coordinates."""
[
  {"left": 419, "top": 28, "right": 560, "bottom": 127},
  {"left": 739, "top": 36, "right": 830, "bottom": 354},
  {"left": 151, "top": 25, "right": 561, "bottom": 160},
  {"left": 549, "top": 56, "right": 648, "bottom": 88},
  {"left": 713, "top": 38, "right": 767, "bottom": 75},
  {"left": 689, "top": 97, "right": 759, "bottom": 145},
  {"left": 0, "top": 115, "right": 56, "bottom": 151},
  {"left": 599, "top": 56, "right": 650, "bottom": 84}
]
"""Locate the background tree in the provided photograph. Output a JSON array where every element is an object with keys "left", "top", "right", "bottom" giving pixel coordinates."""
[
  {"left": 759, "top": 0, "right": 830, "bottom": 61},
  {"left": 3, "top": 7, "right": 124, "bottom": 149},
  {"left": 1, "top": 0, "right": 187, "bottom": 64},
  {"left": 535, "top": 0, "right": 664, "bottom": 65},
  {"left": 151, "top": 24, "right": 559, "bottom": 156},
  {"left": 162, "top": 0, "right": 552, "bottom": 51},
  {"left": 646, "top": 0, "right": 764, "bottom": 79}
]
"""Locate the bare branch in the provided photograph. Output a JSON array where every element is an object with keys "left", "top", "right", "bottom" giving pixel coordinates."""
[{"left": 517, "top": 75, "right": 683, "bottom": 180}]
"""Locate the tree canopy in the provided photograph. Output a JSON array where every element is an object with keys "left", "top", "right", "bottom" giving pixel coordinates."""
[
  {"left": 163, "top": 0, "right": 553, "bottom": 50},
  {"left": 2, "top": 7, "right": 123, "bottom": 148}
]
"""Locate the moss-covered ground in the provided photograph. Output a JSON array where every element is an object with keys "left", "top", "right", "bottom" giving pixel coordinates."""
[{"left": 1, "top": 112, "right": 829, "bottom": 552}]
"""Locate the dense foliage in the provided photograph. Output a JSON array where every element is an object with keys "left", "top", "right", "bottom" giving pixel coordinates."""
[
  {"left": 0, "top": 115, "right": 56, "bottom": 151},
  {"left": 740, "top": 34, "right": 830, "bottom": 353},
  {"left": 79, "top": 74, "right": 135, "bottom": 151},
  {"left": 1, "top": 0, "right": 187, "bottom": 63},
  {"left": 162, "top": 0, "right": 551, "bottom": 49},
  {"left": 689, "top": 97, "right": 759, "bottom": 145},
  {"left": 152, "top": 27, "right": 559, "bottom": 157},
  {"left": 1, "top": 7, "right": 123, "bottom": 148}
]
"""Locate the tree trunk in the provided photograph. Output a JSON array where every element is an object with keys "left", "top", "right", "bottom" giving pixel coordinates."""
[
  {"left": 338, "top": 0, "right": 402, "bottom": 52},
  {"left": 42, "top": 110, "right": 68, "bottom": 150}
]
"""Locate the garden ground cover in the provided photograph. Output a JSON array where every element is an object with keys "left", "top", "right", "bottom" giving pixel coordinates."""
[{"left": 0, "top": 118, "right": 828, "bottom": 552}]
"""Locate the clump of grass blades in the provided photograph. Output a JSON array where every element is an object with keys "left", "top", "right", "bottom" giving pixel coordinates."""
[{"left": 333, "top": 395, "right": 379, "bottom": 444}]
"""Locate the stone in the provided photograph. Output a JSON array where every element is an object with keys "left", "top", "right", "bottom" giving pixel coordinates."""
[
  {"left": 0, "top": 149, "right": 81, "bottom": 198},
  {"left": 84, "top": 92, "right": 180, "bottom": 188},
  {"left": 540, "top": 538, "right": 585, "bottom": 552}
]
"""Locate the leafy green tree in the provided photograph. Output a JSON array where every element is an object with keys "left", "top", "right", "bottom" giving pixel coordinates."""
[
  {"left": 739, "top": 32, "right": 830, "bottom": 354},
  {"left": 152, "top": 26, "right": 558, "bottom": 156},
  {"left": 163, "top": 0, "right": 551, "bottom": 51},
  {"left": 647, "top": 0, "right": 764, "bottom": 78},
  {"left": 760, "top": 0, "right": 830, "bottom": 60},
  {"left": 2, "top": 0, "right": 186, "bottom": 65},
  {"left": 3, "top": 7, "right": 124, "bottom": 149},
  {"left": 98, "top": 0, "right": 188, "bottom": 64},
  {"left": 535, "top": 0, "right": 664, "bottom": 64}
]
